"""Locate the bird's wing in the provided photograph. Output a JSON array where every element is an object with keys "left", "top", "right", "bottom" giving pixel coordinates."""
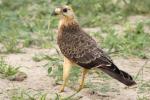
[{"left": 62, "top": 30, "right": 113, "bottom": 69}]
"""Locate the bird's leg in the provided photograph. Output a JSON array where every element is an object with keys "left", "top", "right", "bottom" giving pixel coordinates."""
[
  {"left": 78, "top": 68, "right": 88, "bottom": 91},
  {"left": 60, "top": 57, "right": 73, "bottom": 92}
]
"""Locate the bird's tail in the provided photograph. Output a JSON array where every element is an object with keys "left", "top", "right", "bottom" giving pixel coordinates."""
[{"left": 98, "top": 64, "right": 136, "bottom": 86}]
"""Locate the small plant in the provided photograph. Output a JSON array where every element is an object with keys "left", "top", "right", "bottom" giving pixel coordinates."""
[
  {"left": 32, "top": 54, "right": 59, "bottom": 62},
  {"left": 44, "top": 55, "right": 63, "bottom": 83},
  {"left": 102, "top": 22, "right": 150, "bottom": 58},
  {"left": 41, "top": 54, "right": 81, "bottom": 87},
  {"left": 138, "top": 96, "right": 149, "bottom": 100},
  {"left": 9, "top": 88, "right": 79, "bottom": 100},
  {"left": 9, "top": 89, "right": 48, "bottom": 100},
  {"left": 138, "top": 81, "right": 150, "bottom": 94},
  {"left": 0, "top": 32, "right": 21, "bottom": 53},
  {"left": 0, "top": 58, "right": 19, "bottom": 77},
  {"left": 32, "top": 53, "right": 64, "bottom": 83}
]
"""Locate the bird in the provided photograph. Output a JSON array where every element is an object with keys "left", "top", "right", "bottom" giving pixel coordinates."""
[{"left": 51, "top": 5, "right": 136, "bottom": 92}]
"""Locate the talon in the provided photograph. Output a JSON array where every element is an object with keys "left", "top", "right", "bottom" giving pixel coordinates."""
[
  {"left": 59, "top": 87, "right": 64, "bottom": 92},
  {"left": 78, "top": 85, "right": 83, "bottom": 92}
]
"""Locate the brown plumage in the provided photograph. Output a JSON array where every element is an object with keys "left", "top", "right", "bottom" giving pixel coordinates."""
[{"left": 52, "top": 5, "right": 136, "bottom": 92}]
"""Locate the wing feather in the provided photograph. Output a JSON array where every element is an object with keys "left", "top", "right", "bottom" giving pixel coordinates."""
[{"left": 58, "top": 28, "right": 112, "bottom": 69}]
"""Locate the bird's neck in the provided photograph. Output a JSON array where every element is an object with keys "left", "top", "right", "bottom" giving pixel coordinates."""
[{"left": 58, "top": 17, "right": 78, "bottom": 29}]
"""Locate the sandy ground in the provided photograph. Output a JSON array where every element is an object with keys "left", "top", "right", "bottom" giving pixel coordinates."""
[{"left": 0, "top": 47, "right": 149, "bottom": 100}]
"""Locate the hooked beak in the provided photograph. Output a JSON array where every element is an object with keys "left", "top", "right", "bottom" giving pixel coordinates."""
[{"left": 51, "top": 8, "right": 62, "bottom": 16}]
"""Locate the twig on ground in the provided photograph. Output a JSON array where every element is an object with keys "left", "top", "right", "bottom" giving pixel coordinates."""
[{"left": 135, "top": 60, "right": 149, "bottom": 80}]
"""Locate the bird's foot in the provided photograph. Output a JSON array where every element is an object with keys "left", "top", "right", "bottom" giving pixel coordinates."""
[
  {"left": 59, "top": 86, "right": 65, "bottom": 93},
  {"left": 77, "top": 85, "right": 83, "bottom": 92}
]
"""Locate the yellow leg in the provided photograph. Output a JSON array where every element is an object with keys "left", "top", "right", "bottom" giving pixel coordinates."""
[
  {"left": 78, "top": 68, "right": 88, "bottom": 91},
  {"left": 60, "top": 57, "right": 73, "bottom": 92}
]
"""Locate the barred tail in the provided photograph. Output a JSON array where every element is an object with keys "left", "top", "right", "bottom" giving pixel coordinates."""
[{"left": 98, "top": 64, "right": 136, "bottom": 86}]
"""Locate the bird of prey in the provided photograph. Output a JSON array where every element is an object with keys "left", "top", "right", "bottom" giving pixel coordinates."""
[{"left": 52, "top": 5, "right": 136, "bottom": 92}]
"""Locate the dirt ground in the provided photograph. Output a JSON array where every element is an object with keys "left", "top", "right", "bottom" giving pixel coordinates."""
[{"left": 0, "top": 47, "right": 149, "bottom": 100}]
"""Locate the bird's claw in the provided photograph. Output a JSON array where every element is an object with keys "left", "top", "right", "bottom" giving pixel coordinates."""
[
  {"left": 77, "top": 85, "right": 83, "bottom": 92},
  {"left": 59, "top": 86, "right": 65, "bottom": 93}
]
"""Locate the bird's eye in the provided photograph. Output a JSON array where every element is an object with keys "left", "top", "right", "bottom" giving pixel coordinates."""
[{"left": 63, "top": 8, "right": 67, "bottom": 12}]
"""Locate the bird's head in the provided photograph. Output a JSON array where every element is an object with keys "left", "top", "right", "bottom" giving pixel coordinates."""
[{"left": 51, "top": 5, "right": 75, "bottom": 20}]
